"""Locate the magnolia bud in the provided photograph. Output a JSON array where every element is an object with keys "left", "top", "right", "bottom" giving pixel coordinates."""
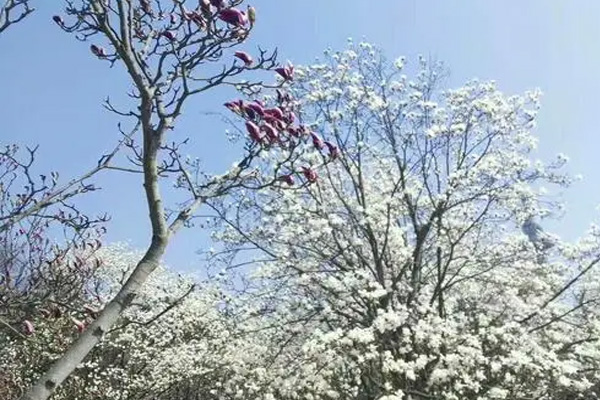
[
  {"left": 234, "top": 51, "right": 253, "bottom": 66},
  {"left": 302, "top": 167, "right": 318, "bottom": 183},
  {"left": 275, "top": 62, "right": 294, "bottom": 81},
  {"left": 218, "top": 8, "right": 247, "bottom": 27},
  {"left": 90, "top": 44, "right": 106, "bottom": 58},
  {"left": 325, "top": 141, "right": 340, "bottom": 159},
  {"left": 245, "top": 121, "right": 262, "bottom": 143},
  {"left": 52, "top": 15, "right": 64, "bottom": 26},
  {"left": 261, "top": 123, "right": 279, "bottom": 143},
  {"left": 310, "top": 132, "right": 325, "bottom": 150},
  {"left": 278, "top": 174, "right": 294, "bottom": 186},
  {"left": 264, "top": 107, "right": 284, "bottom": 120},
  {"left": 23, "top": 320, "right": 34, "bottom": 336},
  {"left": 245, "top": 101, "right": 264, "bottom": 117},
  {"left": 247, "top": 6, "right": 256, "bottom": 25},
  {"left": 162, "top": 31, "right": 176, "bottom": 41}
]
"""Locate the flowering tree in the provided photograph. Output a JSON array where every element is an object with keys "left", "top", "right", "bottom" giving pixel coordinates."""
[
  {"left": 12, "top": 0, "right": 336, "bottom": 398},
  {"left": 1, "top": 243, "right": 273, "bottom": 400},
  {"left": 1, "top": 0, "right": 113, "bottom": 345},
  {"left": 211, "top": 43, "right": 600, "bottom": 400},
  {"left": 0, "top": 241, "right": 106, "bottom": 399},
  {"left": 0, "top": 145, "right": 109, "bottom": 343}
]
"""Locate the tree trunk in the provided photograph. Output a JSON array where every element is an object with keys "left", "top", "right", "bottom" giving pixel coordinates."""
[{"left": 20, "top": 236, "right": 167, "bottom": 400}]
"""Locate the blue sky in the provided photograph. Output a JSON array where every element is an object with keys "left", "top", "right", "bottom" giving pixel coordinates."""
[{"left": 2, "top": 1, "right": 599, "bottom": 270}]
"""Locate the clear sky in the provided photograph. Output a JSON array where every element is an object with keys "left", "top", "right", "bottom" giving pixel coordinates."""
[{"left": 2, "top": 1, "right": 599, "bottom": 270}]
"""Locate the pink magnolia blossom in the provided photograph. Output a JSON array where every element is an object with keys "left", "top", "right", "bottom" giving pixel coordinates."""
[
  {"left": 325, "top": 141, "right": 340, "bottom": 159},
  {"left": 264, "top": 107, "right": 284, "bottom": 120},
  {"left": 23, "top": 320, "right": 34, "bottom": 336},
  {"left": 218, "top": 8, "right": 247, "bottom": 27},
  {"left": 261, "top": 123, "right": 279, "bottom": 143},
  {"left": 275, "top": 62, "right": 294, "bottom": 81},
  {"left": 234, "top": 51, "right": 253, "bottom": 66},
  {"left": 302, "top": 166, "right": 318, "bottom": 183},
  {"left": 90, "top": 44, "right": 106, "bottom": 58},
  {"left": 262, "top": 115, "right": 284, "bottom": 131},
  {"left": 311, "top": 132, "right": 325, "bottom": 150},
  {"left": 284, "top": 111, "right": 296, "bottom": 124},
  {"left": 245, "top": 121, "right": 263, "bottom": 143},
  {"left": 245, "top": 102, "right": 264, "bottom": 117},
  {"left": 287, "top": 126, "right": 300, "bottom": 137},
  {"left": 162, "top": 31, "right": 176, "bottom": 41},
  {"left": 224, "top": 99, "right": 244, "bottom": 114},
  {"left": 278, "top": 174, "right": 295, "bottom": 186}
]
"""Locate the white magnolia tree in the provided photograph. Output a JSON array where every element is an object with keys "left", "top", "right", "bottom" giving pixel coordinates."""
[
  {"left": 210, "top": 43, "right": 600, "bottom": 400},
  {"left": 1, "top": 243, "right": 287, "bottom": 400}
]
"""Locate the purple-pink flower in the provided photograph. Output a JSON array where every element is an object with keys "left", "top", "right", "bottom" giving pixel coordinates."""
[
  {"left": 325, "top": 141, "right": 340, "bottom": 159},
  {"left": 224, "top": 99, "right": 244, "bottom": 114},
  {"left": 245, "top": 102, "right": 264, "bottom": 117},
  {"left": 234, "top": 51, "right": 253, "bottom": 66},
  {"left": 311, "top": 132, "right": 324, "bottom": 150},
  {"left": 278, "top": 174, "right": 295, "bottom": 186},
  {"left": 162, "top": 31, "right": 176, "bottom": 41},
  {"left": 264, "top": 116, "right": 285, "bottom": 131},
  {"left": 261, "top": 123, "right": 279, "bottom": 143},
  {"left": 275, "top": 62, "right": 294, "bottom": 81},
  {"left": 245, "top": 121, "right": 262, "bottom": 142},
  {"left": 302, "top": 167, "right": 318, "bottom": 183},
  {"left": 287, "top": 126, "right": 300, "bottom": 137},
  {"left": 23, "top": 320, "right": 34, "bottom": 335},
  {"left": 218, "top": 8, "right": 247, "bottom": 27},
  {"left": 264, "top": 107, "right": 284, "bottom": 120},
  {"left": 284, "top": 111, "right": 296, "bottom": 124},
  {"left": 90, "top": 44, "right": 106, "bottom": 58}
]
